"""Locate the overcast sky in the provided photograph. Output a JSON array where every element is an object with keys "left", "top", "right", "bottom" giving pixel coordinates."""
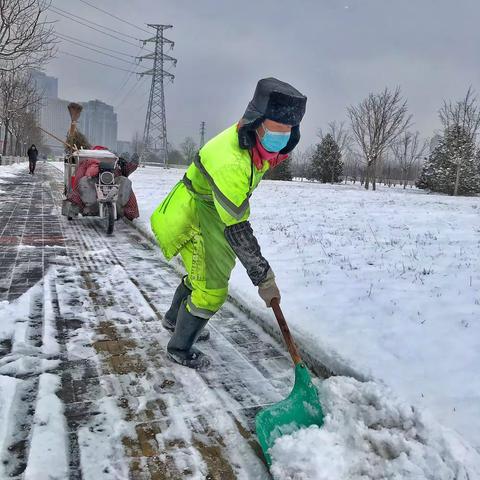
[{"left": 44, "top": 0, "right": 480, "bottom": 150}]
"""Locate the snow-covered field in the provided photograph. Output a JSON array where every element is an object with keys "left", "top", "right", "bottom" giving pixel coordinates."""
[{"left": 132, "top": 165, "right": 480, "bottom": 455}]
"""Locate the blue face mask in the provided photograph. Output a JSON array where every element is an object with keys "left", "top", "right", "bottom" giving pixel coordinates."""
[{"left": 259, "top": 124, "right": 291, "bottom": 152}]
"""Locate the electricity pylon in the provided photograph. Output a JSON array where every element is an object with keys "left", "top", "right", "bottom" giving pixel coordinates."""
[{"left": 138, "top": 24, "right": 176, "bottom": 166}]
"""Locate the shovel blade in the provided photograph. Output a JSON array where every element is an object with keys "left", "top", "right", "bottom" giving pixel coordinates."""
[{"left": 255, "top": 363, "right": 324, "bottom": 466}]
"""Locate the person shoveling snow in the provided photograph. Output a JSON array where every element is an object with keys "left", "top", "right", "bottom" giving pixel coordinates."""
[{"left": 151, "top": 77, "right": 307, "bottom": 369}]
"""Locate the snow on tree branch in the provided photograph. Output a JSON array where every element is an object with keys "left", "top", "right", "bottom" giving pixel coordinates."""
[
  {"left": 0, "top": 66, "right": 42, "bottom": 155},
  {"left": 439, "top": 86, "right": 480, "bottom": 144},
  {"left": 0, "top": 0, "right": 56, "bottom": 71}
]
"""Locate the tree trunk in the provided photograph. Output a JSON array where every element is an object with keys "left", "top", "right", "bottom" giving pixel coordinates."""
[
  {"left": 454, "top": 162, "right": 461, "bottom": 196},
  {"left": 2, "top": 120, "right": 9, "bottom": 156},
  {"left": 364, "top": 164, "right": 370, "bottom": 190},
  {"left": 371, "top": 160, "right": 377, "bottom": 191}
]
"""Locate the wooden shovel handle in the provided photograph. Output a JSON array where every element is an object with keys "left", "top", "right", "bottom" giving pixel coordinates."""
[{"left": 270, "top": 298, "right": 302, "bottom": 366}]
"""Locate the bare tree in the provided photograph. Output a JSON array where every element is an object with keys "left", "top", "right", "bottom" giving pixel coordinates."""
[
  {"left": 11, "top": 108, "right": 42, "bottom": 155},
  {"left": 0, "top": 0, "right": 56, "bottom": 71},
  {"left": 0, "top": 67, "right": 41, "bottom": 155},
  {"left": 131, "top": 132, "right": 144, "bottom": 155},
  {"left": 391, "top": 131, "right": 427, "bottom": 189},
  {"left": 290, "top": 146, "right": 314, "bottom": 181},
  {"left": 348, "top": 87, "right": 411, "bottom": 190},
  {"left": 342, "top": 147, "right": 362, "bottom": 184},
  {"left": 438, "top": 87, "right": 480, "bottom": 196},
  {"left": 318, "top": 120, "right": 353, "bottom": 158},
  {"left": 180, "top": 136, "right": 198, "bottom": 165}
]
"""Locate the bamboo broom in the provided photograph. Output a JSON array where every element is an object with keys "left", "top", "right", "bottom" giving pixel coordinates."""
[
  {"left": 67, "top": 102, "right": 83, "bottom": 138},
  {"left": 65, "top": 102, "right": 90, "bottom": 151}
]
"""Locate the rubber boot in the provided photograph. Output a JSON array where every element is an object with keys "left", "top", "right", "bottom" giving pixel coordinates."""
[
  {"left": 162, "top": 277, "right": 210, "bottom": 341},
  {"left": 167, "top": 301, "right": 210, "bottom": 369}
]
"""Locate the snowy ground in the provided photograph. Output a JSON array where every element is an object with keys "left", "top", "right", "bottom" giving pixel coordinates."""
[
  {"left": 270, "top": 376, "right": 479, "bottom": 480},
  {"left": 131, "top": 165, "right": 480, "bottom": 454},
  {"left": 1, "top": 161, "right": 479, "bottom": 479}
]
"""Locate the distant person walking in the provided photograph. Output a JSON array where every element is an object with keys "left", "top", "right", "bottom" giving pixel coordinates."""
[{"left": 27, "top": 144, "right": 39, "bottom": 174}]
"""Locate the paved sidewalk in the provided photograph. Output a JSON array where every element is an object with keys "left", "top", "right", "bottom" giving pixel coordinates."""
[
  {"left": 0, "top": 162, "right": 70, "bottom": 477},
  {"left": 0, "top": 162, "right": 317, "bottom": 479},
  {"left": 0, "top": 162, "right": 65, "bottom": 302}
]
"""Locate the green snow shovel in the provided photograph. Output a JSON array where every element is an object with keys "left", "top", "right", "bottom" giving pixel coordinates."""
[{"left": 255, "top": 298, "right": 324, "bottom": 466}]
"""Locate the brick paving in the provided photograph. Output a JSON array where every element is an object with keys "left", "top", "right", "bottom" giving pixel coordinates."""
[
  {"left": 0, "top": 163, "right": 65, "bottom": 302},
  {"left": 0, "top": 162, "right": 325, "bottom": 479}
]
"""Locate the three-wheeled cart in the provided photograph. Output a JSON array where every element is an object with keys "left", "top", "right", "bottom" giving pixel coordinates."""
[{"left": 62, "top": 149, "right": 119, "bottom": 235}]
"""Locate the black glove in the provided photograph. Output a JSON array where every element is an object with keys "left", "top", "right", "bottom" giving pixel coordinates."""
[
  {"left": 224, "top": 221, "right": 270, "bottom": 286},
  {"left": 117, "top": 158, "right": 128, "bottom": 177}
]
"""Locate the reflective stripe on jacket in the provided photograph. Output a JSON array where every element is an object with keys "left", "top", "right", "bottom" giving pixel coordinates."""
[
  {"left": 151, "top": 123, "right": 269, "bottom": 260},
  {"left": 185, "top": 124, "right": 269, "bottom": 226}
]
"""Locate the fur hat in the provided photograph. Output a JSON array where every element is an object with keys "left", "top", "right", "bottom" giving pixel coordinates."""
[{"left": 238, "top": 77, "right": 307, "bottom": 153}]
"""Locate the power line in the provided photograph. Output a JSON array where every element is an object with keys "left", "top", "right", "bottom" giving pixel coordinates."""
[
  {"left": 48, "top": 7, "right": 152, "bottom": 51},
  {"left": 50, "top": 8, "right": 144, "bottom": 49},
  {"left": 108, "top": 63, "right": 138, "bottom": 104},
  {"left": 77, "top": 0, "right": 151, "bottom": 35},
  {"left": 116, "top": 79, "right": 139, "bottom": 108},
  {"left": 116, "top": 77, "right": 148, "bottom": 109},
  {"left": 108, "top": 45, "right": 145, "bottom": 105},
  {"left": 56, "top": 32, "right": 135, "bottom": 58},
  {"left": 133, "top": 100, "right": 149, "bottom": 113},
  {"left": 57, "top": 35, "right": 140, "bottom": 67},
  {"left": 58, "top": 50, "right": 141, "bottom": 74},
  {"left": 51, "top": 5, "right": 141, "bottom": 41}
]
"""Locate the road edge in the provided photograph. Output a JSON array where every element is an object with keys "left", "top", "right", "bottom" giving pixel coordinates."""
[{"left": 123, "top": 217, "right": 369, "bottom": 382}]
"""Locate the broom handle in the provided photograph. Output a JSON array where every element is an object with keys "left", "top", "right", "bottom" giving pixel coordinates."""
[
  {"left": 68, "top": 121, "right": 77, "bottom": 138},
  {"left": 38, "top": 126, "right": 72, "bottom": 149},
  {"left": 270, "top": 298, "right": 302, "bottom": 366}
]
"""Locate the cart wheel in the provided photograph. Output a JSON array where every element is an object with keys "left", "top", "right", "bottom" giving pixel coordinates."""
[{"left": 106, "top": 203, "right": 115, "bottom": 235}]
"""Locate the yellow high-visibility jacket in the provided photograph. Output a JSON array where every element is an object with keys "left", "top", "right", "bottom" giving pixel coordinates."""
[{"left": 151, "top": 124, "right": 269, "bottom": 263}]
